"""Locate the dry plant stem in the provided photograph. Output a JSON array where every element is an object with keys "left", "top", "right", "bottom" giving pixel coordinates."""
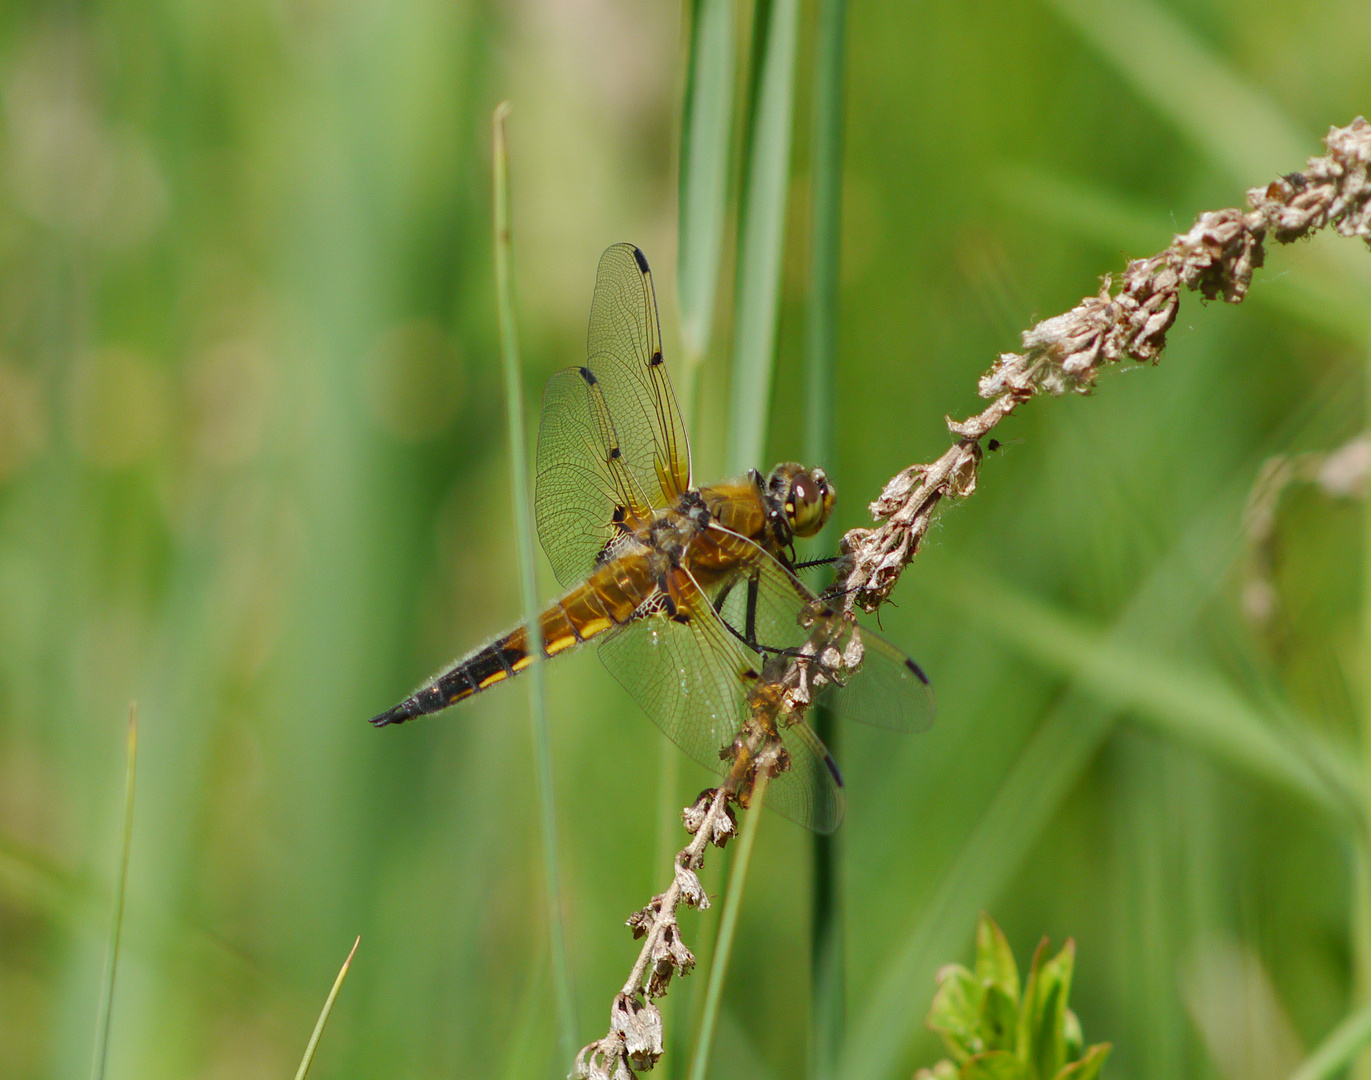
[
  {"left": 574, "top": 787, "right": 737, "bottom": 1079},
  {"left": 832, "top": 117, "right": 1371, "bottom": 617}
]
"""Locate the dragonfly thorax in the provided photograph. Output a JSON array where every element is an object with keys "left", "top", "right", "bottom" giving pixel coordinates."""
[{"left": 648, "top": 492, "right": 711, "bottom": 566}]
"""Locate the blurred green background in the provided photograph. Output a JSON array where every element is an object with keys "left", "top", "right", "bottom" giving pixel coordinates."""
[{"left": 1, "top": 1, "right": 1370, "bottom": 1079}]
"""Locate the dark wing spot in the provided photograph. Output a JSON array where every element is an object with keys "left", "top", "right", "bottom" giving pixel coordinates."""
[
  {"left": 609, "top": 446, "right": 621, "bottom": 459},
  {"left": 905, "top": 657, "right": 930, "bottom": 685},
  {"left": 743, "top": 668, "right": 759, "bottom": 681},
  {"left": 632, "top": 246, "right": 650, "bottom": 273},
  {"left": 650, "top": 350, "right": 663, "bottom": 367},
  {"left": 825, "top": 754, "right": 844, "bottom": 787},
  {"left": 579, "top": 366, "right": 598, "bottom": 385},
  {"left": 611, "top": 505, "right": 625, "bottom": 524},
  {"left": 672, "top": 613, "right": 691, "bottom": 625}
]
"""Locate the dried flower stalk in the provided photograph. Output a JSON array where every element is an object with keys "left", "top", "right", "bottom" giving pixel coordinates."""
[
  {"left": 575, "top": 658, "right": 813, "bottom": 1078},
  {"left": 574, "top": 117, "right": 1371, "bottom": 1079},
  {"left": 574, "top": 786, "right": 734, "bottom": 1078},
  {"left": 831, "top": 117, "right": 1371, "bottom": 615}
]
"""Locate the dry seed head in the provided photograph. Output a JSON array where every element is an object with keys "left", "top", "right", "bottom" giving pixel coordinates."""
[{"left": 610, "top": 994, "right": 663, "bottom": 1071}]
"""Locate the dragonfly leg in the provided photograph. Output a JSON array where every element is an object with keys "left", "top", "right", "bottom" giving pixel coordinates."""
[
  {"left": 712, "top": 578, "right": 736, "bottom": 617},
  {"left": 792, "top": 554, "right": 840, "bottom": 571}
]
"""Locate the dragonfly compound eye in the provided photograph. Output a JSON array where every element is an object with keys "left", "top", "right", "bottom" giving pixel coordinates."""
[{"left": 785, "top": 467, "right": 835, "bottom": 538}]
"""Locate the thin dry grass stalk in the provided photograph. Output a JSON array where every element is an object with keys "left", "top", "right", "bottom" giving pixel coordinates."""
[{"left": 572, "top": 117, "right": 1371, "bottom": 1080}]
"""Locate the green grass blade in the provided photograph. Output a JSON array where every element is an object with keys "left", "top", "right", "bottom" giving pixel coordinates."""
[
  {"left": 687, "top": 774, "right": 770, "bottom": 1080},
  {"left": 678, "top": 0, "right": 736, "bottom": 384},
  {"left": 666, "top": 13, "right": 738, "bottom": 1073},
  {"left": 988, "top": 164, "right": 1371, "bottom": 348},
  {"left": 1044, "top": 0, "right": 1370, "bottom": 287},
  {"left": 924, "top": 564, "right": 1358, "bottom": 821},
  {"left": 727, "top": 0, "right": 800, "bottom": 475},
  {"left": 293, "top": 936, "right": 359, "bottom": 1080},
  {"left": 1044, "top": 0, "right": 1308, "bottom": 181},
  {"left": 89, "top": 703, "right": 138, "bottom": 1080},
  {"left": 846, "top": 697, "right": 1114, "bottom": 1080},
  {"left": 493, "top": 102, "right": 577, "bottom": 1066},
  {"left": 1357, "top": 339, "right": 1371, "bottom": 1075},
  {"left": 805, "top": 1, "right": 848, "bottom": 1077},
  {"left": 1288, "top": 998, "right": 1371, "bottom": 1080},
  {"left": 840, "top": 482, "right": 1271, "bottom": 1080},
  {"left": 652, "top": 741, "right": 683, "bottom": 1080},
  {"left": 804, "top": 0, "right": 844, "bottom": 479}
]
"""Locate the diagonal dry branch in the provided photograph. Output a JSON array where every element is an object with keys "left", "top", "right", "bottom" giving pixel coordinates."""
[{"left": 831, "top": 117, "right": 1371, "bottom": 616}]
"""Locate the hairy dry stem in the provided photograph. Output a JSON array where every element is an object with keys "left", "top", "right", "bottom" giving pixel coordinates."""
[
  {"left": 573, "top": 116, "right": 1371, "bottom": 1079},
  {"left": 832, "top": 117, "right": 1371, "bottom": 615}
]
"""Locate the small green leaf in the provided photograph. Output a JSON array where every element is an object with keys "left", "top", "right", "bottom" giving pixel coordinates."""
[
  {"left": 1028, "top": 980, "right": 1065, "bottom": 1079},
  {"left": 975, "top": 915, "right": 1021, "bottom": 1003},
  {"left": 1063, "top": 1009, "right": 1083, "bottom": 1064},
  {"left": 1014, "top": 938, "right": 1051, "bottom": 1066},
  {"left": 1033, "top": 940, "right": 1077, "bottom": 1078},
  {"left": 928, "top": 964, "right": 987, "bottom": 1062},
  {"left": 914, "top": 1059, "right": 960, "bottom": 1080},
  {"left": 962, "top": 1049, "right": 1030, "bottom": 1080},
  {"left": 980, "top": 984, "right": 1019, "bottom": 1053},
  {"left": 1053, "top": 1042, "right": 1110, "bottom": 1080}
]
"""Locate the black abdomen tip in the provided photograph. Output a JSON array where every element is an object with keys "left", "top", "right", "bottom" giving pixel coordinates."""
[{"left": 370, "top": 700, "right": 416, "bottom": 727}]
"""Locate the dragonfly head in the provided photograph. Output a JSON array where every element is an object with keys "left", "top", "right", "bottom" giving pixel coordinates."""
[{"left": 766, "top": 463, "right": 835, "bottom": 540}]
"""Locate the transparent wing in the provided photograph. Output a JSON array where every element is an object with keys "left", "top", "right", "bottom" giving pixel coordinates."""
[
  {"left": 819, "top": 619, "right": 936, "bottom": 735},
  {"left": 585, "top": 244, "right": 692, "bottom": 506},
  {"left": 597, "top": 569, "right": 844, "bottom": 833},
  {"left": 710, "top": 533, "right": 935, "bottom": 734},
  {"left": 535, "top": 367, "right": 655, "bottom": 588},
  {"left": 765, "top": 711, "right": 845, "bottom": 836}
]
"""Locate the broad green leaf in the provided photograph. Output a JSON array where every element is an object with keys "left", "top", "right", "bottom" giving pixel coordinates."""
[
  {"left": 975, "top": 915, "right": 1020, "bottom": 1003},
  {"left": 962, "top": 1050, "right": 1030, "bottom": 1080},
  {"left": 1054, "top": 1043, "right": 1111, "bottom": 1080}
]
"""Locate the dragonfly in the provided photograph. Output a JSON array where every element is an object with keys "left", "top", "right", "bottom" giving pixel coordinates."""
[{"left": 370, "top": 243, "right": 933, "bottom": 832}]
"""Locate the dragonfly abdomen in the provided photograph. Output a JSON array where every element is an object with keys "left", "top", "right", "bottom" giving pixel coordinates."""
[{"left": 369, "top": 557, "right": 658, "bottom": 727}]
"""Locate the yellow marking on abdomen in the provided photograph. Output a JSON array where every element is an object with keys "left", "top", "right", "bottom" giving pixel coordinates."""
[
  {"left": 511, "top": 654, "right": 534, "bottom": 672},
  {"left": 545, "top": 634, "right": 578, "bottom": 656},
  {"left": 478, "top": 669, "right": 509, "bottom": 690},
  {"left": 575, "top": 616, "right": 613, "bottom": 638}
]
